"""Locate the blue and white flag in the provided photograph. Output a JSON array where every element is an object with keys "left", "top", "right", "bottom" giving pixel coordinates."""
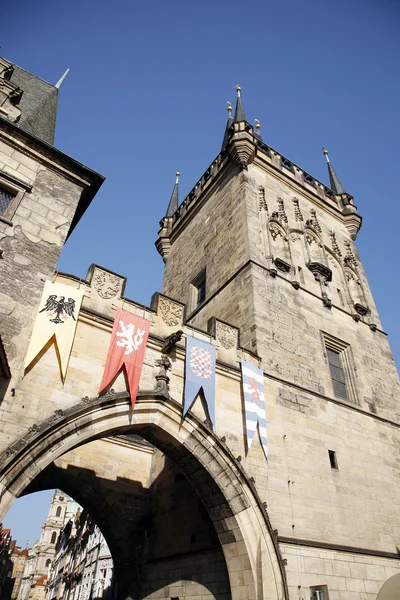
[
  {"left": 184, "top": 334, "right": 216, "bottom": 425},
  {"left": 241, "top": 359, "right": 268, "bottom": 460}
]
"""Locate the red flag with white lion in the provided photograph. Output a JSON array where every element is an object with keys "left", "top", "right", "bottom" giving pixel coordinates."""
[{"left": 99, "top": 308, "right": 150, "bottom": 408}]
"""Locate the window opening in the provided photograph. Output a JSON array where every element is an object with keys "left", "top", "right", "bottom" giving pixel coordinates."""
[
  {"left": 326, "top": 348, "right": 347, "bottom": 400},
  {"left": 321, "top": 332, "right": 357, "bottom": 404},
  {"left": 56, "top": 506, "right": 62, "bottom": 517},
  {"left": 328, "top": 450, "right": 338, "bottom": 470},
  {"left": 310, "top": 585, "right": 329, "bottom": 600},
  {"left": 191, "top": 270, "right": 206, "bottom": 310},
  {"left": 298, "top": 266, "right": 305, "bottom": 284},
  {"left": 51, "top": 532, "right": 57, "bottom": 544},
  {"left": 0, "top": 188, "right": 14, "bottom": 217}
]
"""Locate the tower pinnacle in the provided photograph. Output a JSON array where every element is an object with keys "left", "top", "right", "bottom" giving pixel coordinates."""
[
  {"left": 323, "top": 147, "right": 346, "bottom": 195},
  {"left": 221, "top": 101, "right": 234, "bottom": 149},
  {"left": 55, "top": 68, "right": 70, "bottom": 89},
  {"left": 234, "top": 85, "right": 247, "bottom": 122},
  {"left": 165, "top": 172, "right": 180, "bottom": 217}
]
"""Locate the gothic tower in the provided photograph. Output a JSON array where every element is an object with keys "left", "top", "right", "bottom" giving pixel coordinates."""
[
  {"left": 157, "top": 88, "right": 400, "bottom": 598},
  {"left": 0, "top": 57, "right": 103, "bottom": 422}
]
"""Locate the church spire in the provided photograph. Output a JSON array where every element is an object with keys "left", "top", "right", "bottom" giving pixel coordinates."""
[
  {"left": 221, "top": 101, "right": 234, "bottom": 149},
  {"left": 165, "top": 172, "right": 180, "bottom": 217},
  {"left": 234, "top": 85, "right": 247, "bottom": 122},
  {"left": 323, "top": 147, "right": 345, "bottom": 195}
]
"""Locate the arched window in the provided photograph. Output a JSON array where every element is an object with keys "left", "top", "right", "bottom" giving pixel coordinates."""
[
  {"left": 56, "top": 506, "right": 61, "bottom": 517},
  {"left": 51, "top": 532, "right": 57, "bottom": 544},
  {"left": 46, "top": 559, "right": 51, "bottom": 568}
]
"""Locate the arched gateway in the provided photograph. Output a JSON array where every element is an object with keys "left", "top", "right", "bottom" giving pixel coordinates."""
[{"left": 0, "top": 391, "right": 288, "bottom": 600}]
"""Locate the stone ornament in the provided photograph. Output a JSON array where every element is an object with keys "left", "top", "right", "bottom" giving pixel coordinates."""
[
  {"left": 216, "top": 321, "right": 237, "bottom": 350},
  {"left": 92, "top": 269, "right": 122, "bottom": 299},
  {"left": 159, "top": 297, "right": 183, "bottom": 326}
]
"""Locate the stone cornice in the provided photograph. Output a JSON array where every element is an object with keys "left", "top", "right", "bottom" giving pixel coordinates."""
[{"left": 0, "top": 117, "right": 104, "bottom": 238}]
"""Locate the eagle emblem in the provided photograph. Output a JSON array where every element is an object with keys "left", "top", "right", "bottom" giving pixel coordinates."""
[{"left": 39, "top": 295, "right": 76, "bottom": 324}]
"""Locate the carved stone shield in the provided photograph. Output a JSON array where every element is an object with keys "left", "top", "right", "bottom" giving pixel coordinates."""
[{"left": 93, "top": 270, "right": 121, "bottom": 299}]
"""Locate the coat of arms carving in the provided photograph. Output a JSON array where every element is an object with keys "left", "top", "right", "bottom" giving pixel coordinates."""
[
  {"left": 93, "top": 270, "right": 121, "bottom": 299},
  {"left": 159, "top": 297, "right": 183, "bottom": 326},
  {"left": 216, "top": 322, "right": 237, "bottom": 350}
]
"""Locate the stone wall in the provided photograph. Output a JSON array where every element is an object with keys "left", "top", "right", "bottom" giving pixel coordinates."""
[{"left": 0, "top": 121, "right": 102, "bottom": 393}]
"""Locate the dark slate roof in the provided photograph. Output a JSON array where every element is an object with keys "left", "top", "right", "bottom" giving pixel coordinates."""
[
  {"left": 166, "top": 177, "right": 179, "bottom": 217},
  {"left": 221, "top": 115, "right": 234, "bottom": 149},
  {"left": 10, "top": 65, "right": 58, "bottom": 145},
  {"left": 327, "top": 161, "right": 345, "bottom": 195},
  {"left": 234, "top": 95, "right": 247, "bottom": 122}
]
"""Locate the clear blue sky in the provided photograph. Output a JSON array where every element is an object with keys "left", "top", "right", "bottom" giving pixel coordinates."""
[{"left": 2, "top": 0, "right": 400, "bottom": 547}]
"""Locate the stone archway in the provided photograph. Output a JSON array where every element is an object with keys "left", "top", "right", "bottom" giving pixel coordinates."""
[{"left": 0, "top": 391, "right": 288, "bottom": 600}]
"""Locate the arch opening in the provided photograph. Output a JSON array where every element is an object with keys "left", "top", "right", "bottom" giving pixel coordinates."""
[{"left": 0, "top": 393, "right": 288, "bottom": 600}]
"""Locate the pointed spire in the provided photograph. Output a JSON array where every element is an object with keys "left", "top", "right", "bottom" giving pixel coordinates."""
[
  {"left": 165, "top": 172, "right": 180, "bottom": 217},
  {"left": 234, "top": 85, "right": 247, "bottom": 122},
  {"left": 221, "top": 101, "right": 234, "bottom": 149},
  {"left": 323, "top": 147, "right": 345, "bottom": 194},
  {"left": 55, "top": 68, "right": 70, "bottom": 89}
]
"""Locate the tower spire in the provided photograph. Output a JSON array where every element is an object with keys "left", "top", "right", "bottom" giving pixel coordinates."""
[
  {"left": 234, "top": 85, "right": 247, "bottom": 122},
  {"left": 323, "top": 147, "right": 345, "bottom": 195},
  {"left": 221, "top": 101, "right": 234, "bottom": 149},
  {"left": 165, "top": 172, "right": 180, "bottom": 217},
  {"left": 55, "top": 68, "right": 70, "bottom": 89}
]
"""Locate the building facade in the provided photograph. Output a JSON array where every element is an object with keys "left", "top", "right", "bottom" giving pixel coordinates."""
[
  {"left": 0, "top": 58, "right": 399, "bottom": 600},
  {"left": 10, "top": 547, "right": 28, "bottom": 600},
  {"left": 47, "top": 507, "right": 115, "bottom": 600},
  {"left": 16, "top": 491, "right": 67, "bottom": 600}
]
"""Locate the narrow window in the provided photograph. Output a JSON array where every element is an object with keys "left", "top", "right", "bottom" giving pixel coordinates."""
[
  {"left": 328, "top": 450, "right": 338, "bottom": 470},
  {"left": 51, "top": 532, "right": 57, "bottom": 544},
  {"left": 0, "top": 187, "right": 14, "bottom": 217},
  {"left": 321, "top": 332, "right": 357, "bottom": 404},
  {"left": 326, "top": 348, "right": 347, "bottom": 400},
  {"left": 298, "top": 266, "right": 305, "bottom": 284},
  {"left": 191, "top": 270, "right": 206, "bottom": 310},
  {"left": 56, "top": 506, "right": 62, "bottom": 517}
]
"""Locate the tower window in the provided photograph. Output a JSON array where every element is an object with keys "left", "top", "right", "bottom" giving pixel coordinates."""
[
  {"left": 0, "top": 187, "right": 14, "bottom": 216},
  {"left": 328, "top": 450, "right": 338, "bottom": 469},
  {"left": 51, "top": 532, "right": 57, "bottom": 544},
  {"left": 191, "top": 270, "right": 206, "bottom": 309},
  {"left": 321, "top": 332, "right": 357, "bottom": 404},
  {"left": 56, "top": 506, "right": 62, "bottom": 517},
  {"left": 326, "top": 348, "right": 347, "bottom": 400}
]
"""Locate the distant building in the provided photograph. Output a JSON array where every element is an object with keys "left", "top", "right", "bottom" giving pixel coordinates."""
[
  {"left": 0, "top": 526, "right": 15, "bottom": 600},
  {"left": 47, "top": 508, "right": 115, "bottom": 600},
  {"left": 10, "top": 547, "right": 28, "bottom": 599},
  {"left": 17, "top": 492, "right": 67, "bottom": 600}
]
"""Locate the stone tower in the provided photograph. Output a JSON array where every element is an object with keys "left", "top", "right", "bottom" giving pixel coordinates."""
[
  {"left": 0, "top": 57, "right": 103, "bottom": 425},
  {"left": 157, "top": 88, "right": 400, "bottom": 597}
]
